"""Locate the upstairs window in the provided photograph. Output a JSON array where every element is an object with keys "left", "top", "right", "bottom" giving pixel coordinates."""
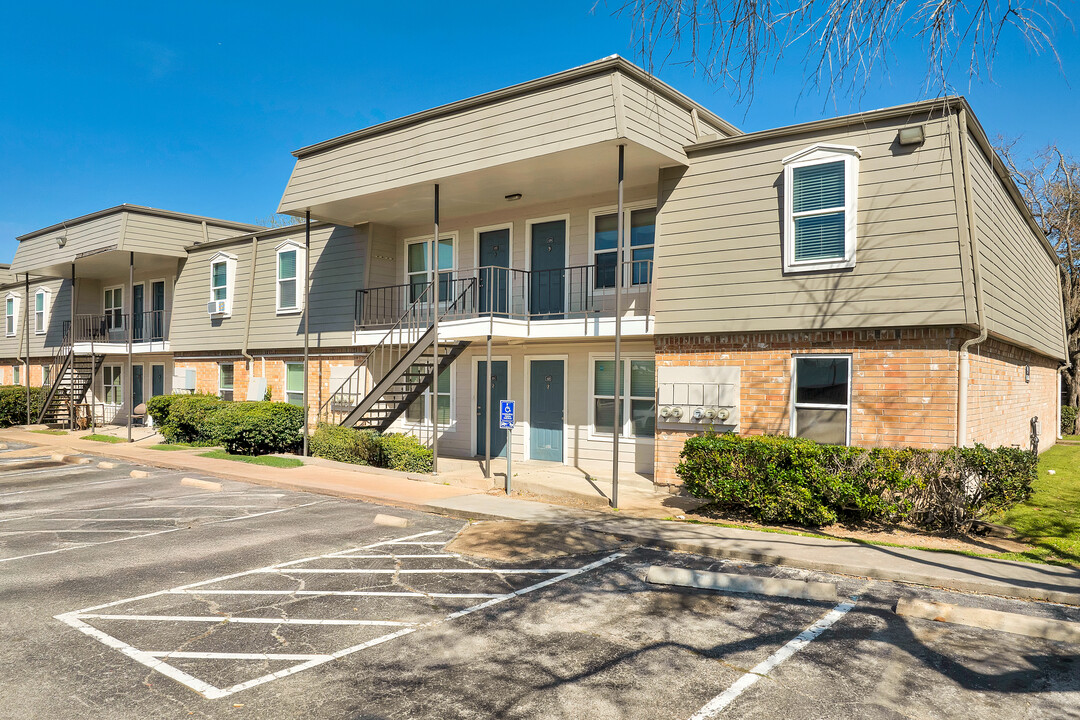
[
  {"left": 276, "top": 242, "right": 305, "bottom": 313},
  {"left": 4, "top": 294, "right": 16, "bottom": 337},
  {"left": 208, "top": 251, "right": 237, "bottom": 316},
  {"left": 406, "top": 237, "right": 454, "bottom": 303},
  {"left": 105, "top": 287, "right": 124, "bottom": 331},
  {"left": 34, "top": 288, "right": 49, "bottom": 334},
  {"left": 592, "top": 206, "right": 656, "bottom": 289},
  {"left": 782, "top": 145, "right": 860, "bottom": 273}
]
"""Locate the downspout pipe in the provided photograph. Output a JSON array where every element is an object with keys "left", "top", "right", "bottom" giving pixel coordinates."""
[
  {"left": 957, "top": 107, "right": 988, "bottom": 447},
  {"left": 241, "top": 235, "right": 259, "bottom": 377}
]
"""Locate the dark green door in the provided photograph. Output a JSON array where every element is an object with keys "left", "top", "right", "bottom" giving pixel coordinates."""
[
  {"left": 478, "top": 228, "right": 510, "bottom": 315},
  {"left": 529, "top": 360, "right": 564, "bottom": 462},
  {"left": 530, "top": 220, "right": 565, "bottom": 318},
  {"left": 151, "top": 280, "right": 166, "bottom": 341},
  {"left": 132, "top": 365, "right": 144, "bottom": 409},
  {"left": 476, "top": 360, "right": 508, "bottom": 457},
  {"left": 132, "top": 284, "right": 145, "bottom": 341}
]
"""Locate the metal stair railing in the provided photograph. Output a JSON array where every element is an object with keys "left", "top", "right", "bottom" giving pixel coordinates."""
[{"left": 36, "top": 323, "right": 74, "bottom": 424}]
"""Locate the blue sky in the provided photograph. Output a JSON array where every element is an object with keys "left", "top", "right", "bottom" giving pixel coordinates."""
[{"left": 1, "top": 0, "right": 1076, "bottom": 263}]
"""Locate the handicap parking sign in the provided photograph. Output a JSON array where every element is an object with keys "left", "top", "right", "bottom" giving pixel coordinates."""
[{"left": 499, "top": 400, "right": 515, "bottom": 429}]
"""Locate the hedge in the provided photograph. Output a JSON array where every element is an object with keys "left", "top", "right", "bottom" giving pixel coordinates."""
[
  {"left": 676, "top": 433, "right": 1037, "bottom": 531},
  {"left": 1062, "top": 405, "right": 1077, "bottom": 436},
  {"left": 147, "top": 393, "right": 303, "bottom": 455},
  {"left": 310, "top": 423, "right": 433, "bottom": 473},
  {"left": 0, "top": 385, "right": 46, "bottom": 426}
]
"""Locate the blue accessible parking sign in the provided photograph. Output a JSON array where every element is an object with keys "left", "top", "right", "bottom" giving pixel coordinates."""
[{"left": 499, "top": 400, "right": 515, "bottom": 429}]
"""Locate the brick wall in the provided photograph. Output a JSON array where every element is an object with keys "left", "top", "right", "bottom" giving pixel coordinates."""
[
  {"left": 967, "top": 337, "right": 1059, "bottom": 452},
  {"left": 655, "top": 328, "right": 966, "bottom": 488}
]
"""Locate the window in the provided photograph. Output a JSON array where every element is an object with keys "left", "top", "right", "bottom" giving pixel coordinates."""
[
  {"left": 276, "top": 243, "right": 304, "bottom": 313},
  {"left": 406, "top": 237, "right": 454, "bottom": 303},
  {"left": 104, "top": 287, "right": 124, "bottom": 331},
  {"left": 103, "top": 366, "right": 122, "bottom": 405},
  {"left": 34, "top": 288, "right": 49, "bottom": 334},
  {"left": 4, "top": 294, "right": 16, "bottom": 337},
  {"left": 212, "top": 261, "right": 227, "bottom": 301},
  {"left": 42, "top": 365, "right": 51, "bottom": 387},
  {"left": 285, "top": 362, "right": 304, "bottom": 406},
  {"left": 13, "top": 365, "right": 20, "bottom": 386},
  {"left": 592, "top": 207, "right": 656, "bottom": 289},
  {"left": 592, "top": 358, "right": 655, "bottom": 438},
  {"left": 219, "top": 363, "right": 235, "bottom": 402},
  {"left": 782, "top": 144, "right": 860, "bottom": 272},
  {"left": 791, "top": 355, "right": 851, "bottom": 445},
  {"left": 208, "top": 251, "right": 236, "bottom": 315},
  {"left": 404, "top": 364, "right": 451, "bottom": 425}
]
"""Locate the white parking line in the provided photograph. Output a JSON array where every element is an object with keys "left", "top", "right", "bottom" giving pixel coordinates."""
[
  {"left": 688, "top": 588, "right": 866, "bottom": 720},
  {"left": 56, "top": 530, "right": 625, "bottom": 700},
  {"left": 333, "top": 554, "right": 459, "bottom": 559},
  {"left": 0, "top": 529, "right": 145, "bottom": 535},
  {"left": 214, "top": 501, "right": 327, "bottom": 522},
  {"left": 0, "top": 529, "right": 182, "bottom": 563},
  {"left": 0, "top": 471, "right": 109, "bottom": 495}
]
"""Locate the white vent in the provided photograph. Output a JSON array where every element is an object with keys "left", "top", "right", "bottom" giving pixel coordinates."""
[{"left": 207, "top": 300, "right": 227, "bottom": 315}]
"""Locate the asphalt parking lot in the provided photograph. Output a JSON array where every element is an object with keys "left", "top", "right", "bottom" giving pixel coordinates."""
[{"left": 1, "top": 443, "right": 1079, "bottom": 719}]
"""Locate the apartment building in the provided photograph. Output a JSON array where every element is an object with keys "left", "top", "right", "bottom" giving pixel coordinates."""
[{"left": 1, "top": 56, "right": 1066, "bottom": 488}]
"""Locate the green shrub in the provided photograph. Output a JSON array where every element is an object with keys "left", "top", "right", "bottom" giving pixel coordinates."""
[
  {"left": 146, "top": 394, "right": 180, "bottom": 429},
  {"left": 309, "top": 423, "right": 432, "bottom": 473},
  {"left": 676, "top": 433, "right": 1036, "bottom": 531},
  {"left": 0, "top": 385, "right": 47, "bottom": 426},
  {"left": 159, "top": 394, "right": 222, "bottom": 444},
  {"left": 1062, "top": 405, "right": 1077, "bottom": 436},
  {"left": 207, "top": 401, "right": 304, "bottom": 455}
]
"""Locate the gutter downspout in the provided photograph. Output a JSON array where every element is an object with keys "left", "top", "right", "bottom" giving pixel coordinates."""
[
  {"left": 241, "top": 235, "right": 259, "bottom": 381},
  {"left": 957, "top": 107, "right": 988, "bottom": 447}
]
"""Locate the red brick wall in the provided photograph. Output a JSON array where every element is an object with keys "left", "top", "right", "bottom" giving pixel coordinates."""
[{"left": 967, "top": 338, "right": 1059, "bottom": 452}]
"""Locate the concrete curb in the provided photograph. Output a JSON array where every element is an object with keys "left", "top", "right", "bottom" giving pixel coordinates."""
[
  {"left": 181, "top": 477, "right": 223, "bottom": 492},
  {"left": 896, "top": 598, "right": 1080, "bottom": 643},
  {"left": 646, "top": 565, "right": 838, "bottom": 601}
]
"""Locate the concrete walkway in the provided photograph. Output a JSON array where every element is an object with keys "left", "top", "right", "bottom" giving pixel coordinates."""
[{"left": 4, "top": 426, "right": 1080, "bottom": 605}]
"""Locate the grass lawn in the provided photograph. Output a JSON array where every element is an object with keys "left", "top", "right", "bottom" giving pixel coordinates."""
[
  {"left": 199, "top": 450, "right": 303, "bottom": 468},
  {"left": 987, "top": 443, "right": 1080, "bottom": 565},
  {"left": 31, "top": 429, "right": 67, "bottom": 435},
  {"left": 149, "top": 443, "right": 204, "bottom": 451},
  {"left": 83, "top": 434, "right": 127, "bottom": 443}
]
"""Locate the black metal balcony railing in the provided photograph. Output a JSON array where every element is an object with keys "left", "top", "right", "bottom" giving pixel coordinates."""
[
  {"left": 71, "top": 311, "right": 169, "bottom": 343},
  {"left": 355, "top": 260, "right": 652, "bottom": 330}
]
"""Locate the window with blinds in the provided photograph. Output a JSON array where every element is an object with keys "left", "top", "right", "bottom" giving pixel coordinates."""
[
  {"left": 782, "top": 145, "right": 859, "bottom": 272},
  {"left": 276, "top": 242, "right": 304, "bottom": 313}
]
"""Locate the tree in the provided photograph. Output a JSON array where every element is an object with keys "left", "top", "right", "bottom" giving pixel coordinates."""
[
  {"left": 254, "top": 213, "right": 304, "bottom": 228},
  {"left": 610, "top": 0, "right": 1067, "bottom": 102},
  {"left": 999, "top": 143, "right": 1080, "bottom": 405}
]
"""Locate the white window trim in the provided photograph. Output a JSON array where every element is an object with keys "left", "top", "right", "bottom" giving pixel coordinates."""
[
  {"left": 218, "top": 362, "right": 235, "bottom": 400},
  {"left": 587, "top": 200, "right": 657, "bottom": 294},
  {"left": 284, "top": 361, "right": 305, "bottom": 406},
  {"left": 34, "top": 287, "right": 50, "bottom": 335},
  {"left": 275, "top": 241, "right": 305, "bottom": 315},
  {"left": 403, "top": 232, "right": 458, "bottom": 305},
  {"left": 586, "top": 352, "right": 656, "bottom": 443},
  {"left": 789, "top": 353, "right": 853, "bottom": 446},
  {"left": 782, "top": 144, "right": 861, "bottom": 273},
  {"left": 209, "top": 251, "right": 237, "bottom": 317},
  {"left": 402, "top": 361, "right": 455, "bottom": 430},
  {"left": 104, "top": 285, "right": 125, "bottom": 333},
  {"left": 102, "top": 364, "right": 123, "bottom": 406},
  {"left": 5, "top": 292, "right": 19, "bottom": 338}
]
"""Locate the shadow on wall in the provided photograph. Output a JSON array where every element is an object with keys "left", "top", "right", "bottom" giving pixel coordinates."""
[{"left": 288, "top": 226, "right": 367, "bottom": 339}]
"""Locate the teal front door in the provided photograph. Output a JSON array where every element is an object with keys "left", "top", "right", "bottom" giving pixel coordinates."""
[
  {"left": 476, "top": 360, "right": 508, "bottom": 457},
  {"left": 530, "top": 220, "right": 565, "bottom": 318},
  {"left": 529, "top": 360, "right": 564, "bottom": 462},
  {"left": 478, "top": 228, "right": 510, "bottom": 315}
]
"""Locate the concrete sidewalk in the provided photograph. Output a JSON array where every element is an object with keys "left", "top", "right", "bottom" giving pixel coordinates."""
[{"left": 4, "top": 427, "right": 1080, "bottom": 605}]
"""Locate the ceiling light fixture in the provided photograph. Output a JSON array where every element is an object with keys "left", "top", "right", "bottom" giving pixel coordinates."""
[{"left": 504, "top": 193, "right": 523, "bottom": 201}]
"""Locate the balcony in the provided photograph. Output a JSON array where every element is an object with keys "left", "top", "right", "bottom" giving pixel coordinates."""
[
  {"left": 355, "top": 260, "right": 653, "bottom": 338},
  {"left": 69, "top": 311, "right": 170, "bottom": 349}
]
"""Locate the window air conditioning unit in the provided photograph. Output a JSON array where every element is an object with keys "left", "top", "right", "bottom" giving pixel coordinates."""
[{"left": 207, "top": 300, "right": 227, "bottom": 315}]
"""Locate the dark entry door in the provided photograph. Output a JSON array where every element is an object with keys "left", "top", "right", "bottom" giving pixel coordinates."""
[
  {"left": 530, "top": 220, "right": 565, "bottom": 318},
  {"left": 132, "top": 365, "right": 144, "bottom": 409},
  {"left": 478, "top": 228, "right": 510, "bottom": 315},
  {"left": 529, "top": 360, "right": 564, "bottom": 462},
  {"left": 476, "top": 360, "right": 508, "bottom": 457},
  {"left": 151, "top": 364, "right": 165, "bottom": 397},
  {"left": 151, "top": 281, "right": 166, "bottom": 341},
  {"left": 132, "top": 284, "right": 145, "bottom": 341}
]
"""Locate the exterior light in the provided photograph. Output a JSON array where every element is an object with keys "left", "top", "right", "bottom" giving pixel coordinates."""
[
  {"left": 898, "top": 126, "right": 925, "bottom": 146},
  {"left": 504, "top": 193, "right": 523, "bottom": 201},
  {"left": 56, "top": 236, "right": 67, "bottom": 248}
]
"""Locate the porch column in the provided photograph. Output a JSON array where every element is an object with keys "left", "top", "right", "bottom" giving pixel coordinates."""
[
  {"left": 23, "top": 274, "right": 29, "bottom": 426},
  {"left": 127, "top": 252, "right": 133, "bottom": 443},
  {"left": 485, "top": 332, "right": 492, "bottom": 479},
  {"left": 611, "top": 144, "right": 625, "bottom": 509},
  {"left": 70, "top": 263, "right": 75, "bottom": 430},
  {"left": 432, "top": 184, "right": 439, "bottom": 474},
  {"left": 303, "top": 210, "right": 311, "bottom": 456}
]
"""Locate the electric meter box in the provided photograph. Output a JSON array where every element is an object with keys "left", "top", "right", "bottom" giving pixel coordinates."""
[{"left": 657, "top": 365, "right": 739, "bottom": 430}]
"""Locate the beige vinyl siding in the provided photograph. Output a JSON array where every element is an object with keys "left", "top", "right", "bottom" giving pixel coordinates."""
[
  {"left": 0, "top": 277, "right": 71, "bottom": 363},
  {"left": 620, "top": 77, "right": 699, "bottom": 158},
  {"left": 169, "top": 225, "right": 367, "bottom": 353},
  {"left": 387, "top": 339, "right": 655, "bottom": 474},
  {"left": 967, "top": 137, "right": 1066, "bottom": 359},
  {"left": 122, "top": 212, "right": 212, "bottom": 257},
  {"left": 280, "top": 74, "right": 621, "bottom": 211},
  {"left": 11, "top": 214, "right": 123, "bottom": 273},
  {"left": 653, "top": 113, "right": 973, "bottom": 334}
]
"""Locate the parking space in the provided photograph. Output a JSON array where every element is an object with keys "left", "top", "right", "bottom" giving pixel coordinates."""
[{"left": 1, "top": 450, "right": 1079, "bottom": 719}]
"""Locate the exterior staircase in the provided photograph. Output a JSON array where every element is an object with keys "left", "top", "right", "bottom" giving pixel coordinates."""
[
  {"left": 321, "top": 280, "right": 472, "bottom": 432},
  {"left": 37, "top": 330, "right": 105, "bottom": 426}
]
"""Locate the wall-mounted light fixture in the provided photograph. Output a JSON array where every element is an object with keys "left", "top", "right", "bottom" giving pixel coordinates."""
[
  {"left": 56, "top": 236, "right": 67, "bottom": 248},
  {"left": 898, "top": 125, "right": 925, "bottom": 146},
  {"left": 1025, "top": 364, "right": 1031, "bottom": 383},
  {"left": 504, "top": 193, "right": 523, "bottom": 202}
]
